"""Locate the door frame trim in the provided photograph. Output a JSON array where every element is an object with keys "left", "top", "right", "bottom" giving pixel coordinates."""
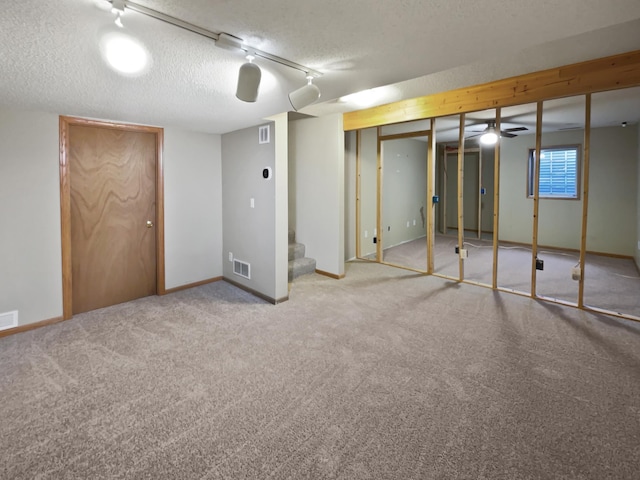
[{"left": 59, "top": 116, "right": 166, "bottom": 320}]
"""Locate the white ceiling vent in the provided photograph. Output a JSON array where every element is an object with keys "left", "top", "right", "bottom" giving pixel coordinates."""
[
  {"left": 233, "top": 259, "right": 251, "bottom": 279},
  {"left": 0, "top": 310, "right": 18, "bottom": 331},
  {"left": 258, "top": 125, "right": 270, "bottom": 144}
]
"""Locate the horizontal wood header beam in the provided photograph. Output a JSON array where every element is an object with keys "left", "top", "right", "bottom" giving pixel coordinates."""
[{"left": 343, "top": 50, "right": 640, "bottom": 131}]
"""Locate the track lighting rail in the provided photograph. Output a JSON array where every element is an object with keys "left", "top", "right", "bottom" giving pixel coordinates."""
[{"left": 116, "top": 0, "right": 322, "bottom": 77}]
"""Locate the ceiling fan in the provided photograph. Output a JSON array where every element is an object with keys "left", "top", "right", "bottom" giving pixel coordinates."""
[{"left": 466, "top": 120, "right": 528, "bottom": 144}]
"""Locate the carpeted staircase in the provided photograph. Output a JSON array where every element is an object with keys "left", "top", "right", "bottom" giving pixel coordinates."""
[{"left": 288, "top": 229, "right": 315, "bottom": 281}]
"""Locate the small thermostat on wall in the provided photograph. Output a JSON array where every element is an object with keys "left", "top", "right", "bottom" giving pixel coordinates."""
[{"left": 262, "top": 167, "right": 272, "bottom": 179}]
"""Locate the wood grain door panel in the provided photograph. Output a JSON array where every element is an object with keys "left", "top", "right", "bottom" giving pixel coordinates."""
[{"left": 70, "top": 125, "right": 157, "bottom": 314}]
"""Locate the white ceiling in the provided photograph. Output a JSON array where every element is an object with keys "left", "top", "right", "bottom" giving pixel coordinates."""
[{"left": 1, "top": 0, "right": 640, "bottom": 134}]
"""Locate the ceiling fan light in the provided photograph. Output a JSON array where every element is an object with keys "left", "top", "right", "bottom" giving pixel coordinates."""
[
  {"left": 236, "top": 59, "right": 261, "bottom": 102},
  {"left": 480, "top": 130, "right": 498, "bottom": 145},
  {"left": 289, "top": 76, "right": 321, "bottom": 111}
]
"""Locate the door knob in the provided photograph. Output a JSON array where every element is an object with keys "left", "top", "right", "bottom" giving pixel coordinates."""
[{"left": 146, "top": 220, "right": 154, "bottom": 228}]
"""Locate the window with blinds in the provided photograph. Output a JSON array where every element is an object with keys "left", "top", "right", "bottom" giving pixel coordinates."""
[{"left": 528, "top": 146, "right": 580, "bottom": 199}]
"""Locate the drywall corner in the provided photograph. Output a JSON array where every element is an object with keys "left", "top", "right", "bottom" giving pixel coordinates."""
[
  {"left": 267, "top": 112, "right": 289, "bottom": 301},
  {"left": 164, "top": 128, "right": 223, "bottom": 290},
  {"left": 0, "top": 109, "right": 62, "bottom": 326},
  {"left": 221, "top": 121, "right": 279, "bottom": 299}
]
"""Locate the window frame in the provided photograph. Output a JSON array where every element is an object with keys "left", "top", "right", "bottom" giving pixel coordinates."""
[{"left": 527, "top": 144, "right": 581, "bottom": 200}]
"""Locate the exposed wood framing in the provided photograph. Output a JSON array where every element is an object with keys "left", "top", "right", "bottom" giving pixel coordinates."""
[
  {"left": 343, "top": 50, "right": 640, "bottom": 131},
  {"left": 442, "top": 149, "right": 448, "bottom": 235},
  {"left": 477, "top": 146, "right": 483, "bottom": 239},
  {"left": 530, "top": 102, "right": 543, "bottom": 297},
  {"left": 378, "top": 130, "right": 430, "bottom": 141},
  {"left": 376, "top": 127, "right": 382, "bottom": 261},
  {"left": 578, "top": 95, "right": 591, "bottom": 308},
  {"left": 427, "top": 120, "right": 436, "bottom": 273},
  {"left": 492, "top": 109, "right": 501, "bottom": 289},
  {"left": 457, "top": 114, "right": 466, "bottom": 281},
  {"left": 344, "top": 49, "right": 640, "bottom": 324},
  {"left": 355, "top": 130, "right": 362, "bottom": 259}
]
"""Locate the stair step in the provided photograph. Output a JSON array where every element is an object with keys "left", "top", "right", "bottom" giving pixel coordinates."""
[
  {"left": 288, "top": 229, "right": 296, "bottom": 244},
  {"left": 288, "top": 257, "right": 316, "bottom": 281},
  {"left": 288, "top": 242, "right": 305, "bottom": 261}
]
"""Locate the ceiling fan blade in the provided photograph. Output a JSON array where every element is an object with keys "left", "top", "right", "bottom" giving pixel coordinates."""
[
  {"left": 500, "top": 132, "right": 517, "bottom": 138},
  {"left": 502, "top": 126, "right": 528, "bottom": 132},
  {"left": 465, "top": 133, "right": 482, "bottom": 139}
]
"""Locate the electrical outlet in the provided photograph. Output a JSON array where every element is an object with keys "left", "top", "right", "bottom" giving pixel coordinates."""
[
  {"left": 250, "top": 197, "right": 255, "bottom": 208},
  {"left": 413, "top": 219, "right": 416, "bottom": 226},
  {"left": 364, "top": 230, "right": 368, "bottom": 238},
  {"left": 571, "top": 267, "right": 581, "bottom": 281},
  {"left": 228, "top": 252, "right": 233, "bottom": 262},
  {"left": 406, "top": 221, "right": 410, "bottom": 228},
  {"left": 460, "top": 249, "right": 468, "bottom": 259}
]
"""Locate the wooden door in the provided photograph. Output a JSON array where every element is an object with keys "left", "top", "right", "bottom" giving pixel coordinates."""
[{"left": 69, "top": 125, "right": 157, "bottom": 314}]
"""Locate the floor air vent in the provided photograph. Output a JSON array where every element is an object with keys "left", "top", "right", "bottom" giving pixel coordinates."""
[
  {"left": 0, "top": 310, "right": 18, "bottom": 331},
  {"left": 233, "top": 259, "right": 251, "bottom": 279}
]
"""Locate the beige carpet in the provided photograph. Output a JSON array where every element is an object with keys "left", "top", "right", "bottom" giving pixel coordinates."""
[
  {"left": 381, "top": 235, "right": 640, "bottom": 318},
  {"left": 1, "top": 261, "right": 640, "bottom": 479}
]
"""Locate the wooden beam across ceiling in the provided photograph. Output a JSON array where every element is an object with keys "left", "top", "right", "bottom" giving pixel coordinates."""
[{"left": 343, "top": 49, "right": 640, "bottom": 131}]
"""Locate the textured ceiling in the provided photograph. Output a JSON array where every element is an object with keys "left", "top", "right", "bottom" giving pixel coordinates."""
[{"left": 1, "top": 0, "right": 640, "bottom": 133}]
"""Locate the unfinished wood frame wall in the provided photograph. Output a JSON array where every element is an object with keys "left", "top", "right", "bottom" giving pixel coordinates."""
[
  {"left": 345, "top": 49, "right": 640, "bottom": 323},
  {"left": 492, "top": 110, "right": 501, "bottom": 289},
  {"left": 456, "top": 115, "right": 466, "bottom": 281},
  {"left": 441, "top": 146, "right": 482, "bottom": 238},
  {"left": 376, "top": 129, "right": 432, "bottom": 273}
]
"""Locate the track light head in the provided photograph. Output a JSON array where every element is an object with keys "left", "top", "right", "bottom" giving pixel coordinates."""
[
  {"left": 111, "top": 0, "right": 125, "bottom": 27},
  {"left": 111, "top": 0, "right": 125, "bottom": 15},
  {"left": 289, "top": 75, "right": 321, "bottom": 111},
  {"left": 236, "top": 56, "right": 261, "bottom": 102}
]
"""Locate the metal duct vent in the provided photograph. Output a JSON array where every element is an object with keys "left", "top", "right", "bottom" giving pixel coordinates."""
[
  {"left": 0, "top": 310, "right": 18, "bottom": 331},
  {"left": 258, "top": 125, "right": 270, "bottom": 144},
  {"left": 233, "top": 259, "right": 251, "bottom": 279}
]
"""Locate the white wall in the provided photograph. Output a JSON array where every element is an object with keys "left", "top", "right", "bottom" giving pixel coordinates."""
[
  {"left": 381, "top": 138, "right": 427, "bottom": 247},
  {"left": 0, "top": 109, "right": 224, "bottom": 328},
  {"left": 270, "top": 113, "right": 289, "bottom": 301},
  {"left": 289, "top": 114, "right": 345, "bottom": 276},
  {"left": 0, "top": 110, "right": 62, "bottom": 326},
  {"left": 164, "top": 128, "right": 223, "bottom": 289},
  {"left": 221, "top": 122, "right": 283, "bottom": 301},
  {"left": 499, "top": 126, "right": 637, "bottom": 255},
  {"left": 587, "top": 125, "right": 637, "bottom": 256},
  {"left": 637, "top": 122, "right": 640, "bottom": 270},
  {"left": 360, "top": 128, "right": 377, "bottom": 257},
  {"left": 480, "top": 146, "right": 495, "bottom": 233}
]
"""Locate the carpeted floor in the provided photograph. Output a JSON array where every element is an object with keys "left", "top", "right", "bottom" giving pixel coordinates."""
[
  {"left": 380, "top": 235, "right": 640, "bottom": 318},
  {"left": 1, "top": 261, "right": 640, "bottom": 479}
]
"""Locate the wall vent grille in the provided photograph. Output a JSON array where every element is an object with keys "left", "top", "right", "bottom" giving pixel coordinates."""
[
  {"left": 233, "top": 259, "right": 251, "bottom": 279},
  {"left": 258, "top": 125, "right": 270, "bottom": 144},
  {"left": 0, "top": 310, "right": 18, "bottom": 331}
]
